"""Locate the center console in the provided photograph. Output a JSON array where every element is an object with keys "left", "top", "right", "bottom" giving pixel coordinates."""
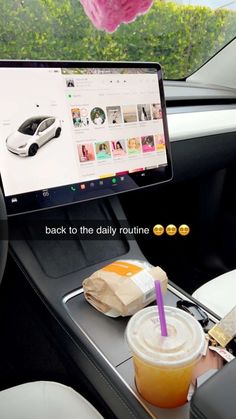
[{"left": 8, "top": 196, "right": 218, "bottom": 419}]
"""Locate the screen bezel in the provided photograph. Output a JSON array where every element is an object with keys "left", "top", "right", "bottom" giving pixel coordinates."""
[{"left": 0, "top": 60, "right": 173, "bottom": 216}]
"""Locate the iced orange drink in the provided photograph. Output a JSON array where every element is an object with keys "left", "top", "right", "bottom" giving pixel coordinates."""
[{"left": 126, "top": 306, "right": 205, "bottom": 408}]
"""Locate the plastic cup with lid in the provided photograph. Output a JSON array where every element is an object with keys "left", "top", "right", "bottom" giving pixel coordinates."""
[{"left": 126, "top": 305, "right": 205, "bottom": 408}]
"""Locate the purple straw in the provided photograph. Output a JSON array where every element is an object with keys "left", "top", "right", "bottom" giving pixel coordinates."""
[{"left": 155, "top": 280, "right": 168, "bottom": 337}]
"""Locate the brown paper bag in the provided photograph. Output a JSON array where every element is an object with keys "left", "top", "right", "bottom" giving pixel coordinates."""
[{"left": 83, "top": 259, "right": 168, "bottom": 317}]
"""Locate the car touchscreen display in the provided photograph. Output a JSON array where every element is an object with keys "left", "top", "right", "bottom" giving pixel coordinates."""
[{"left": 0, "top": 61, "right": 172, "bottom": 215}]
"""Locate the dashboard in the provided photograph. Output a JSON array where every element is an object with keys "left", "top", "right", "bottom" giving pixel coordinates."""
[{"left": 1, "top": 61, "right": 236, "bottom": 216}]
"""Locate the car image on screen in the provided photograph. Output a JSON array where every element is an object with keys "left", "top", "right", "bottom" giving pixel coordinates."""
[{"left": 6, "top": 116, "right": 62, "bottom": 157}]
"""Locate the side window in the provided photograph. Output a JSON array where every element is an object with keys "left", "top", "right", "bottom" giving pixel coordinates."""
[
  {"left": 31, "top": 123, "right": 38, "bottom": 132},
  {"left": 38, "top": 120, "right": 48, "bottom": 133},
  {"left": 46, "top": 118, "right": 55, "bottom": 129}
]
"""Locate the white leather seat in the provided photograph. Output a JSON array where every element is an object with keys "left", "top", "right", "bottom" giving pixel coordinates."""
[
  {"left": 192, "top": 269, "right": 236, "bottom": 317},
  {"left": 0, "top": 381, "right": 103, "bottom": 419}
]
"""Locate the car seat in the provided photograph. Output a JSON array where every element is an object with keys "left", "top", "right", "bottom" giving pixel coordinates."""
[{"left": 192, "top": 269, "right": 236, "bottom": 317}]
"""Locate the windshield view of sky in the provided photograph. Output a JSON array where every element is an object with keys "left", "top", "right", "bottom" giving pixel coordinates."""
[{"left": 177, "top": 0, "right": 236, "bottom": 9}]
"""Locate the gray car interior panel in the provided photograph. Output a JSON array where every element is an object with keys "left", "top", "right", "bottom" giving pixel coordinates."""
[
  {"left": 170, "top": 132, "right": 236, "bottom": 182},
  {"left": 0, "top": 187, "right": 8, "bottom": 285},
  {"left": 17, "top": 200, "right": 129, "bottom": 278},
  {"left": 63, "top": 282, "right": 216, "bottom": 370},
  {"left": 164, "top": 81, "right": 236, "bottom": 101}
]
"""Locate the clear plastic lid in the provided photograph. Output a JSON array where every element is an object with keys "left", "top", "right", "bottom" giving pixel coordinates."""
[{"left": 126, "top": 306, "right": 205, "bottom": 366}]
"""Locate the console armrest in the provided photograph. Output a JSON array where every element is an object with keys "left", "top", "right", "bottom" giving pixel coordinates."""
[{"left": 190, "top": 358, "right": 236, "bottom": 419}]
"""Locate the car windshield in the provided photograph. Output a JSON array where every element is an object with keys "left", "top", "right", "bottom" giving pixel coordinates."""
[
  {"left": 18, "top": 118, "right": 42, "bottom": 136},
  {"left": 1, "top": 0, "right": 236, "bottom": 79}
]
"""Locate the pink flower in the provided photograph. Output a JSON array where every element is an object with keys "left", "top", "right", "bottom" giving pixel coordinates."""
[{"left": 80, "top": 0, "right": 153, "bottom": 32}]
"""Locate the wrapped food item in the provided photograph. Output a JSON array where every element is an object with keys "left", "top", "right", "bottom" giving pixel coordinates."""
[{"left": 83, "top": 259, "right": 168, "bottom": 317}]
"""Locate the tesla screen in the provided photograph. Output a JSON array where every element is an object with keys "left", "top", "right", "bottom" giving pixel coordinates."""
[{"left": 0, "top": 63, "right": 171, "bottom": 214}]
